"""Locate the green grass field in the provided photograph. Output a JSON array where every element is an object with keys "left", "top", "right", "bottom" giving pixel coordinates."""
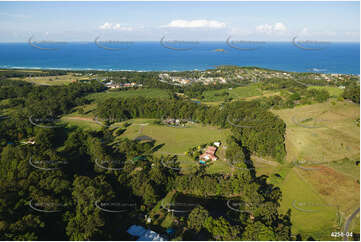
[
  {"left": 9, "top": 73, "right": 88, "bottom": 86},
  {"left": 308, "top": 86, "right": 344, "bottom": 98},
  {"left": 122, "top": 119, "right": 231, "bottom": 174},
  {"left": 271, "top": 100, "right": 360, "bottom": 240},
  {"left": 60, "top": 116, "right": 232, "bottom": 173},
  {"left": 279, "top": 169, "right": 340, "bottom": 240},
  {"left": 272, "top": 100, "right": 360, "bottom": 163},
  {"left": 200, "top": 84, "right": 262, "bottom": 102},
  {"left": 60, "top": 116, "right": 103, "bottom": 131},
  {"left": 86, "top": 88, "right": 170, "bottom": 102},
  {"left": 118, "top": 119, "right": 229, "bottom": 154},
  {"left": 295, "top": 164, "right": 360, "bottom": 223}
]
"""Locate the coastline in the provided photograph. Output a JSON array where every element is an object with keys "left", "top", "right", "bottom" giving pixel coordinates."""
[{"left": 0, "top": 65, "right": 359, "bottom": 76}]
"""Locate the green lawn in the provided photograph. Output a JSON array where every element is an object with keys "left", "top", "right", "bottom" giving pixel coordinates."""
[
  {"left": 279, "top": 169, "right": 339, "bottom": 240},
  {"left": 120, "top": 119, "right": 230, "bottom": 154},
  {"left": 200, "top": 84, "right": 262, "bottom": 102},
  {"left": 86, "top": 88, "right": 170, "bottom": 102},
  {"left": 60, "top": 117, "right": 103, "bottom": 131},
  {"left": 118, "top": 119, "right": 231, "bottom": 174},
  {"left": 60, "top": 116, "right": 230, "bottom": 156}
]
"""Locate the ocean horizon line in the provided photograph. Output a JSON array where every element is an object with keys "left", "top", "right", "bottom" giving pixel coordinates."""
[
  {"left": 0, "top": 65, "right": 359, "bottom": 75},
  {"left": 0, "top": 40, "right": 360, "bottom": 44}
]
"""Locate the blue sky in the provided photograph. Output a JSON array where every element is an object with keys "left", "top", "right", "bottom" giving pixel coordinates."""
[{"left": 0, "top": 1, "right": 359, "bottom": 42}]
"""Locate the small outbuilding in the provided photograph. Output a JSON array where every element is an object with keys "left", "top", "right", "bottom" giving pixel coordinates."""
[{"left": 127, "top": 225, "right": 165, "bottom": 241}]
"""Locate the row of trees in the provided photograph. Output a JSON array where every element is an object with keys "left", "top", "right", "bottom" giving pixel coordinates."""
[{"left": 95, "top": 96, "right": 286, "bottom": 160}]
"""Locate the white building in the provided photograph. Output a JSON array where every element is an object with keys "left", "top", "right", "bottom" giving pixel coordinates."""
[{"left": 213, "top": 142, "right": 221, "bottom": 147}]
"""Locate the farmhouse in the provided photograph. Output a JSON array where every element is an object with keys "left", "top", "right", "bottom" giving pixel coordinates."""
[{"left": 199, "top": 146, "right": 218, "bottom": 162}]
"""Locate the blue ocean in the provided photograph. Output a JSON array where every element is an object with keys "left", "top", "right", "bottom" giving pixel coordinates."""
[{"left": 0, "top": 42, "right": 359, "bottom": 74}]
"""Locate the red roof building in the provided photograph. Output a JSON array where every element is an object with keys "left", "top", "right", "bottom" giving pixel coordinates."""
[{"left": 199, "top": 146, "right": 218, "bottom": 161}]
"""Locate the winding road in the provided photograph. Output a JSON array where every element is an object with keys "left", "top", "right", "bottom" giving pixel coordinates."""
[{"left": 343, "top": 207, "right": 360, "bottom": 241}]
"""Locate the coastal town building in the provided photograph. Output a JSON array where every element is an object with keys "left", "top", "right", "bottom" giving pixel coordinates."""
[{"left": 104, "top": 81, "right": 142, "bottom": 89}]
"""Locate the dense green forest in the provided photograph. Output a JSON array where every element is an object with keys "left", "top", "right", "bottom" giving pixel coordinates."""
[
  {"left": 0, "top": 67, "right": 359, "bottom": 241},
  {"left": 0, "top": 124, "right": 292, "bottom": 240},
  {"left": 0, "top": 74, "right": 294, "bottom": 241}
]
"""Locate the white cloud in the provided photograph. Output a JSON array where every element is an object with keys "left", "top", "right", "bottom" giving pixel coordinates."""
[
  {"left": 300, "top": 27, "right": 309, "bottom": 35},
  {"left": 113, "top": 24, "right": 133, "bottom": 31},
  {"left": 256, "top": 22, "right": 287, "bottom": 34},
  {"left": 99, "top": 22, "right": 133, "bottom": 31},
  {"left": 99, "top": 22, "right": 112, "bottom": 30},
  {"left": 274, "top": 22, "right": 287, "bottom": 32},
  {"left": 163, "top": 19, "right": 226, "bottom": 28}
]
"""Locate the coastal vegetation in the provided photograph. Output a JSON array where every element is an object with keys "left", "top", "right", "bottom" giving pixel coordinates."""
[{"left": 0, "top": 66, "right": 359, "bottom": 241}]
